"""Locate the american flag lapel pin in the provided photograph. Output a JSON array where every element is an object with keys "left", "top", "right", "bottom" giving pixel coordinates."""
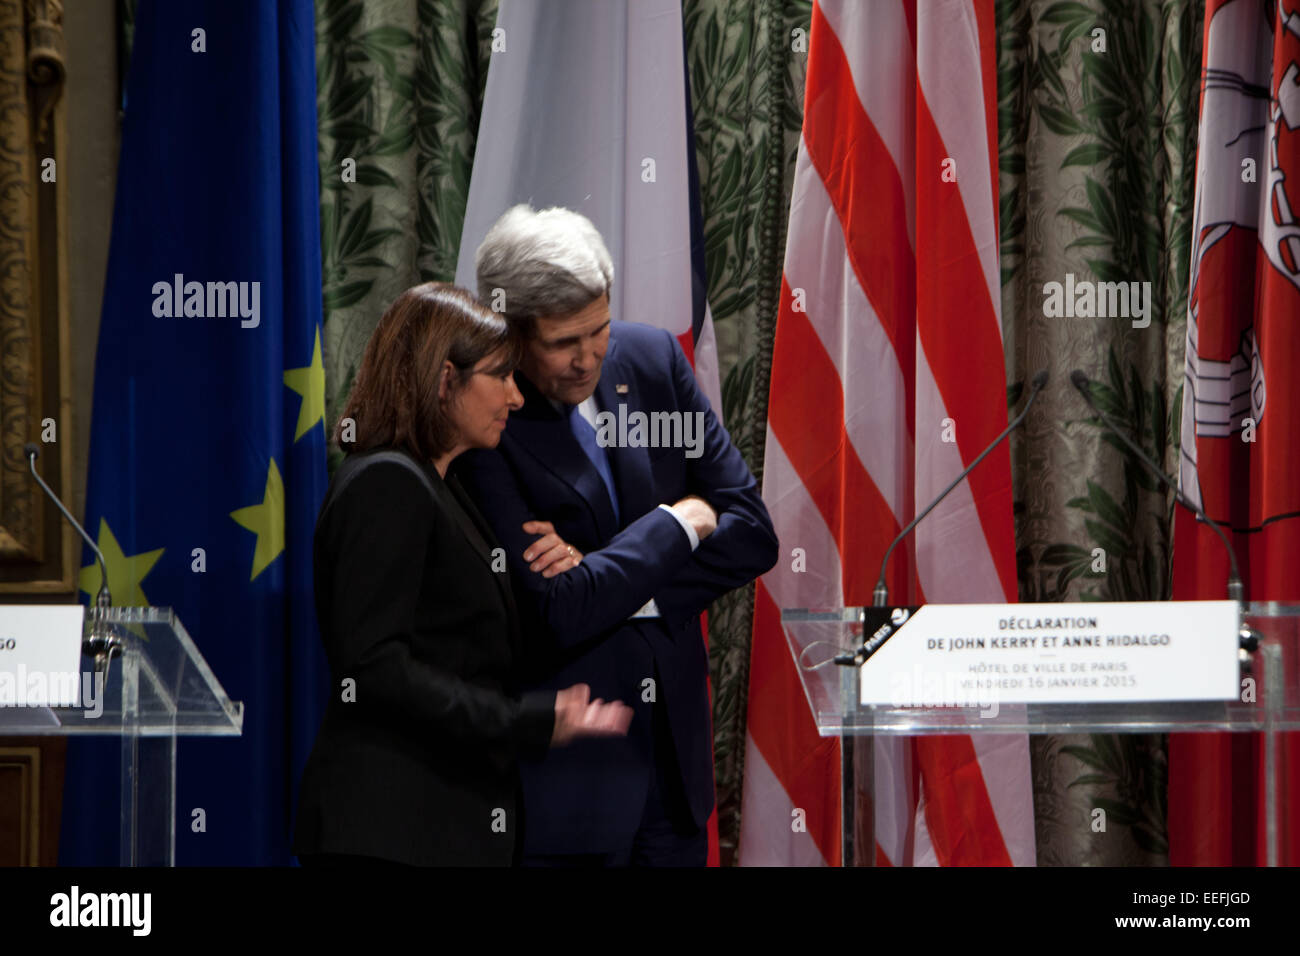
[{"left": 615, "top": 383, "right": 629, "bottom": 394}]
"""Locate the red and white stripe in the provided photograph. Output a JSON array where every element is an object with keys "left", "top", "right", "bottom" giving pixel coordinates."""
[{"left": 739, "top": 0, "right": 1035, "bottom": 867}]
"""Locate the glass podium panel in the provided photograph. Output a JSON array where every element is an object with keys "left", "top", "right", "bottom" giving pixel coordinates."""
[
  {"left": 0, "top": 608, "right": 242, "bottom": 865},
  {"left": 782, "top": 603, "right": 1299, "bottom": 866},
  {"left": 781, "top": 604, "right": 1299, "bottom": 734}
]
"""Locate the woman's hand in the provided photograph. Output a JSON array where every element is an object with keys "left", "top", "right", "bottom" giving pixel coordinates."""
[
  {"left": 551, "top": 683, "right": 633, "bottom": 746},
  {"left": 522, "top": 520, "right": 583, "bottom": 577}
]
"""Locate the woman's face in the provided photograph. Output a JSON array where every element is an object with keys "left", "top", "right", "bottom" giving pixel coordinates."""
[{"left": 444, "top": 349, "right": 524, "bottom": 452}]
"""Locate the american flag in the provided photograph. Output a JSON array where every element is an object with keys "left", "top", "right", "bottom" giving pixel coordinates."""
[{"left": 739, "top": 0, "right": 1035, "bottom": 866}]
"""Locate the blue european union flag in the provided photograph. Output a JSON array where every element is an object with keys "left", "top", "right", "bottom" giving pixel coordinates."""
[{"left": 61, "top": 0, "right": 328, "bottom": 865}]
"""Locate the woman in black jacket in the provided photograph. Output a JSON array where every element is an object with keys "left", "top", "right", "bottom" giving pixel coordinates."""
[{"left": 294, "top": 283, "right": 629, "bottom": 866}]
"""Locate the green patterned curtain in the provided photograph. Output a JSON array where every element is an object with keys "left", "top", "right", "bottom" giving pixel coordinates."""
[
  {"left": 684, "top": 0, "right": 813, "bottom": 862},
  {"left": 998, "top": 0, "right": 1203, "bottom": 865},
  {"left": 316, "top": 0, "right": 496, "bottom": 469}
]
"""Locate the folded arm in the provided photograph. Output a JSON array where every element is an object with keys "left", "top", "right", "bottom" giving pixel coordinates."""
[
  {"left": 458, "top": 450, "right": 695, "bottom": 649},
  {"left": 648, "top": 330, "right": 779, "bottom": 627}
]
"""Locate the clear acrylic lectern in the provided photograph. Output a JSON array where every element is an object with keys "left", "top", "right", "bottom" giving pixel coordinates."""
[
  {"left": 0, "top": 607, "right": 243, "bottom": 865},
  {"left": 782, "top": 602, "right": 1299, "bottom": 866}
]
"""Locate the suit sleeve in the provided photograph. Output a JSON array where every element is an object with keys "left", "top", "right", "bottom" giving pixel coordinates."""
[
  {"left": 319, "top": 463, "right": 555, "bottom": 758},
  {"left": 649, "top": 329, "right": 780, "bottom": 628},
  {"left": 459, "top": 450, "right": 695, "bottom": 650}
]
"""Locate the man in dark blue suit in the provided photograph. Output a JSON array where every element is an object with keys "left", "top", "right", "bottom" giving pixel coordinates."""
[{"left": 457, "top": 205, "right": 778, "bottom": 866}]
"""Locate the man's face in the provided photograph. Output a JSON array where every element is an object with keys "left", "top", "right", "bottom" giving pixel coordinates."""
[{"left": 519, "top": 294, "right": 611, "bottom": 406}]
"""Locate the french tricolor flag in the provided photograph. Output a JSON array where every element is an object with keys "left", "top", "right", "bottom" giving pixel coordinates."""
[{"left": 455, "top": 0, "right": 723, "bottom": 416}]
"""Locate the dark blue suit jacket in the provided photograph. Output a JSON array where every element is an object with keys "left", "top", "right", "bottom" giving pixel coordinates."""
[{"left": 457, "top": 321, "right": 778, "bottom": 854}]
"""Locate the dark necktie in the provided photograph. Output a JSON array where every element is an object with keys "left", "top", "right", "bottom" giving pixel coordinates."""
[{"left": 567, "top": 402, "right": 621, "bottom": 525}]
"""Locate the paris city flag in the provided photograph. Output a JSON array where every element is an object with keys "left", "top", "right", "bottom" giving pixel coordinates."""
[
  {"left": 1169, "top": 0, "right": 1300, "bottom": 866},
  {"left": 60, "top": 0, "right": 329, "bottom": 865}
]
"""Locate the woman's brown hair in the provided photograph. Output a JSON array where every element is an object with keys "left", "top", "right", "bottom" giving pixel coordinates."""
[{"left": 335, "top": 282, "right": 520, "bottom": 460}]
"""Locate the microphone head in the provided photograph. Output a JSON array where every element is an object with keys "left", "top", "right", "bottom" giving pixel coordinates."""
[
  {"left": 1069, "top": 369, "right": 1090, "bottom": 392},
  {"left": 22, "top": 442, "right": 39, "bottom": 461},
  {"left": 1030, "top": 369, "right": 1049, "bottom": 390}
]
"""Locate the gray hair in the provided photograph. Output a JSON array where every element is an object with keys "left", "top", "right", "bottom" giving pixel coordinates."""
[{"left": 474, "top": 204, "right": 614, "bottom": 328}]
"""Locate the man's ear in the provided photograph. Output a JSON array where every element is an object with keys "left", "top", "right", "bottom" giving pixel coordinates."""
[{"left": 437, "top": 360, "right": 456, "bottom": 402}]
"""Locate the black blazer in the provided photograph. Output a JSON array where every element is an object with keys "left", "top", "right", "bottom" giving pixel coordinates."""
[{"left": 293, "top": 448, "right": 555, "bottom": 866}]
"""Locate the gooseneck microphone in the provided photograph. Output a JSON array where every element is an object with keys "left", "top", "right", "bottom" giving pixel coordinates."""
[
  {"left": 1069, "top": 370, "right": 1243, "bottom": 603},
  {"left": 23, "top": 442, "right": 120, "bottom": 672},
  {"left": 872, "top": 370, "right": 1049, "bottom": 608}
]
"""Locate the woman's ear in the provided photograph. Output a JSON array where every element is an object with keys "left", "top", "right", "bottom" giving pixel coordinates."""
[{"left": 437, "top": 360, "right": 456, "bottom": 402}]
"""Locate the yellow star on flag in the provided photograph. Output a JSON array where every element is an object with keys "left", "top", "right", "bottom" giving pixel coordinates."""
[
  {"left": 283, "top": 326, "right": 326, "bottom": 442},
  {"left": 78, "top": 519, "right": 164, "bottom": 607},
  {"left": 230, "top": 458, "right": 285, "bottom": 582}
]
